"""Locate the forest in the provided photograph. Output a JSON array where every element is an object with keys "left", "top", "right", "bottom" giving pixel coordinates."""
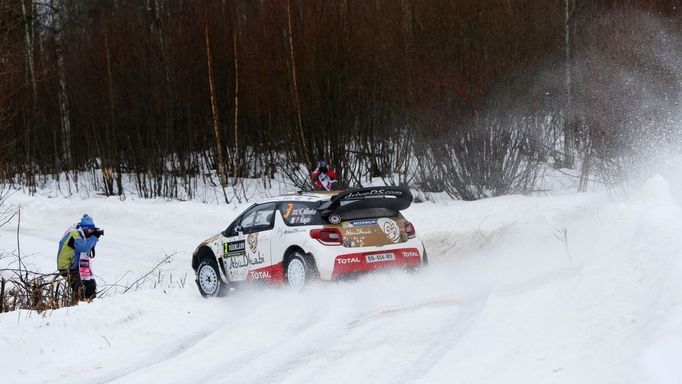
[{"left": 1, "top": 0, "right": 681, "bottom": 200}]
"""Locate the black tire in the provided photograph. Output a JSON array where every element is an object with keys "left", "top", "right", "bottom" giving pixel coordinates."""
[
  {"left": 284, "top": 252, "right": 318, "bottom": 290},
  {"left": 196, "top": 259, "right": 227, "bottom": 297},
  {"left": 422, "top": 248, "right": 429, "bottom": 266}
]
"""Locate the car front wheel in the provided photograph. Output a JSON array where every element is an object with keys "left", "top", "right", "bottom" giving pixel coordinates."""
[
  {"left": 196, "top": 259, "right": 226, "bottom": 297},
  {"left": 285, "top": 252, "right": 317, "bottom": 290}
]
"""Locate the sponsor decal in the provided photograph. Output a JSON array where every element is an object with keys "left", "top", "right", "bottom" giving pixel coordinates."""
[
  {"left": 350, "top": 239, "right": 366, "bottom": 247},
  {"left": 344, "top": 228, "right": 375, "bottom": 236},
  {"left": 246, "top": 263, "right": 285, "bottom": 283},
  {"left": 345, "top": 189, "right": 403, "bottom": 199},
  {"left": 223, "top": 240, "right": 250, "bottom": 270},
  {"left": 329, "top": 214, "right": 342, "bottom": 224},
  {"left": 348, "top": 219, "right": 377, "bottom": 227},
  {"left": 249, "top": 255, "right": 265, "bottom": 265},
  {"left": 228, "top": 255, "right": 250, "bottom": 269},
  {"left": 377, "top": 218, "right": 401, "bottom": 243},
  {"left": 336, "top": 257, "right": 361, "bottom": 265},
  {"left": 402, "top": 250, "right": 420, "bottom": 258},
  {"left": 224, "top": 240, "right": 246, "bottom": 256},
  {"left": 247, "top": 233, "right": 258, "bottom": 253},
  {"left": 279, "top": 228, "right": 306, "bottom": 236},
  {"left": 224, "top": 239, "right": 265, "bottom": 267},
  {"left": 249, "top": 270, "right": 272, "bottom": 279}
]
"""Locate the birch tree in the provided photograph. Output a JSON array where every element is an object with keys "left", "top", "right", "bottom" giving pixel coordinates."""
[
  {"left": 204, "top": 5, "right": 229, "bottom": 203},
  {"left": 287, "top": 0, "right": 310, "bottom": 167},
  {"left": 563, "top": 0, "right": 575, "bottom": 168},
  {"left": 51, "top": 0, "right": 73, "bottom": 175}
]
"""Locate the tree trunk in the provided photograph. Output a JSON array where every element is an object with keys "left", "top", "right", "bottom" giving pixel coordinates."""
[
  {"left": 104, "top": 24, "right": 122, "bottom": 195},
  {"left": 204, "top": 8, "right": 229, "bottom": 203},
  {"left": 21, "top": 0, "right": 36, "bottom": 188},
  {"left": 21, "top": 0, "right": 37, "bottom": 103},
  {"left": 287, "top": 0, "right": 310, "bottom": 167},
  {"left": 232, "top": 25, "right": 239, "bottom": 180},
  {"left": 52, "top": 1, "right": 73, "bottom": 177},
  {"left": 146, "top": 0, "right": 175, "bottom": 153},
  {"left": 563, "top": 0, "right": 574, "bottom": 168}
]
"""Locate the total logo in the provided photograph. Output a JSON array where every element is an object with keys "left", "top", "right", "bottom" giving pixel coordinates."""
[
  {"left": 250, "top": 270, "right": 272, "bottom": 279},
  {"left": 402, "top": 251, "right": 419, "bottom": 258},
  {"left": 336, "top": 257, "right": 361, "bottom": 265}
]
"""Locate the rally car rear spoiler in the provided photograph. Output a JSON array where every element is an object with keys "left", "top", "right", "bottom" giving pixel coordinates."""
[{"left": 317, "top": 186, "right": 413, "bottom": 215}]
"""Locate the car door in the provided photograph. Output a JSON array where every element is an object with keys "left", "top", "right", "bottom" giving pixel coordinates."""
[
  {"left": 221, "top": 202, "right": 277, "bottom": 281},
  {"left": 220, "top": 210, "right": 250, "bottom": 282}
]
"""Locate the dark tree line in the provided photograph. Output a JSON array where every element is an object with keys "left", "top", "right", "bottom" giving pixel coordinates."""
[{"left": 0, "top": 0, "right": 680, "bottom": 200}]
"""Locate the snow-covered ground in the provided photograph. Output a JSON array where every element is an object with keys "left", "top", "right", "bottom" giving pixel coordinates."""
[{"left": 1, "top": 164, "right": 682, "bottom": 384}]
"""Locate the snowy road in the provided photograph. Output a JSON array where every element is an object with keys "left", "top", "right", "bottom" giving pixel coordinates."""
[{"left": 2, "top": 173, "right": 682, "bottom": 384}]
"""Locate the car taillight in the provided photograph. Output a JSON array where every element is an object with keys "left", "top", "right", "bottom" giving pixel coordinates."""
[
  {"left": 310, "top": 228, "right": 344, "bottom": 246},
  {"left": 404, "top": 221, "right": 416, "bottom": 239}
]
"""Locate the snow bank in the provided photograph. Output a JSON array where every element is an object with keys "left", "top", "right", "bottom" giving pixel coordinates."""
[{"left": 1, "top": 173, "right": 680, "bottom": 384}]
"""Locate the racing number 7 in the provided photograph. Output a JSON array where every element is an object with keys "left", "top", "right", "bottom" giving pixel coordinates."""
[{"left": 282, "top": 203, "right": 293, "bottom": 219}]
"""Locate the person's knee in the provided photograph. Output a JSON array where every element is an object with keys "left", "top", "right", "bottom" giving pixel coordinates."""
[{"left": 82, "top": 280, "right": 97, "bottom": 300}]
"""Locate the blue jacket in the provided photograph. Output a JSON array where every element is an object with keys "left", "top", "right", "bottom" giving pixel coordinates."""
[{"left": 57, "top": 225, "right": 98, "bottom": 270}]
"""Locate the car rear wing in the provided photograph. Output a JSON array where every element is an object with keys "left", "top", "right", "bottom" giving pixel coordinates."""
[{"left": 317, "top": 186, "right": 413, "bottom": 215}]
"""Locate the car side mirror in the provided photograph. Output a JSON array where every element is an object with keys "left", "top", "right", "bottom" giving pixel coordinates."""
[{"left": 235, "top": 225, "right": 244, "bottom": 235}]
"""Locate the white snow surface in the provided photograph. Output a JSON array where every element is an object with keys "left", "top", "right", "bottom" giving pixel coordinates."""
[{"left": 1, "top": 171, "right": 682, "bottom": 384}]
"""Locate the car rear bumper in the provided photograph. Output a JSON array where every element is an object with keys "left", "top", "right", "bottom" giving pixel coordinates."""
[{"left": 330, "top": 247, "right": 423, "bottom": 279}]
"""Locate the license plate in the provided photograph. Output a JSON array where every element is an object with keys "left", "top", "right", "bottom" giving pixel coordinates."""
[{"left": 365, "top": 252, "right": 396, "bottom": 263}]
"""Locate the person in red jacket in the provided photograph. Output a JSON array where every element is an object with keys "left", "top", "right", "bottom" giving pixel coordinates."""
[{"left": 311, "top": 160, "right": 338, "bottom": 191}]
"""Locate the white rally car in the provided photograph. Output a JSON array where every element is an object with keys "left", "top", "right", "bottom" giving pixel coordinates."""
[{"left": 191, "top": 186, "right": 427, "bottom": 296}]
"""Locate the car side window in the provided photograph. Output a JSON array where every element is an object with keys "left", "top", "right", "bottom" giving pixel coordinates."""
[
  {"left": 236, "top": 202, "right": 276, "bottom": 234},
  {"left": 279, "top": 201, "right": 323, "bottom": 226}
]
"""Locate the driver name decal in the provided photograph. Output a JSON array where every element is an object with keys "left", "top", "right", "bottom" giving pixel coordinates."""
[{"left": 289, "top": 207, "right": 316, "bottom": 224}]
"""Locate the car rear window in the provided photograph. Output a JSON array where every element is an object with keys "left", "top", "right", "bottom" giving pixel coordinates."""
[
  {"left": 338, "top": 207, "right": 401, "bottom": 221},
  {"left": 279, "top": 201, "right": 324, "bottom": 226}
]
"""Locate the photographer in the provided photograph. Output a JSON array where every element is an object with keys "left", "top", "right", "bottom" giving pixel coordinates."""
[
  {"left": 56, "top": 214, "right": 104, "bottom": 301},
  {"left": 311, "top": 160, "right": 338, "bottom": 191}
]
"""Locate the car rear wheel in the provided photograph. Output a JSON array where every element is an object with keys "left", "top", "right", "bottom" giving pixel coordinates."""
[
  {"left": 285, "top": 252, "right": 317, "bottom": 290},
  {"left": 196, "top": 259, "right": 226, "bottom": 297}
]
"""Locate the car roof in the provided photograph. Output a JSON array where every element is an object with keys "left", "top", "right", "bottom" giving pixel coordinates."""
[{"left": 255, "top": 190, "right": 342, "bottom": 205}]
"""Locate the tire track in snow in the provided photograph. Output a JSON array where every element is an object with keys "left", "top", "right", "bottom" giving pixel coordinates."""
[
  {"left": 400, "top": 295, "right": 489, "bottom": 382},
  {"left": 86, "top": 328, "right": 219, "bottom": 384},
  {"left": 346, "top": 298, "right": 463, "bottom": 329},
  {"left": 190, "top": 303, "right": 352, "bottom": 384}
]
